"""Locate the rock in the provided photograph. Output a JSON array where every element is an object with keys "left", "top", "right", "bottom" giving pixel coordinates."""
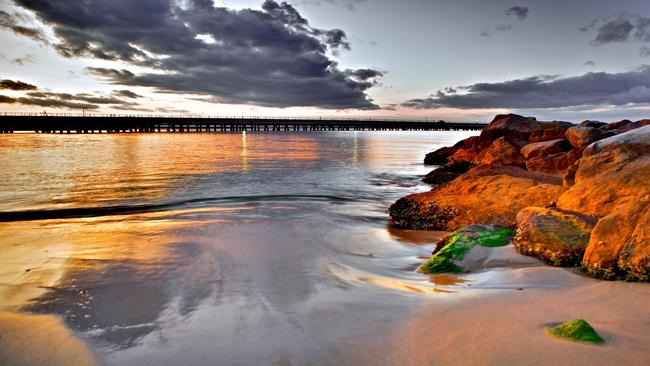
[
  {"left": 422, "top": 161, "right": 475, "bottom": 185},
  {"left": 389, "top": 165, "right": 565, "bottom": 231},
  {"left": 479, "top": 114, "right": 540, "bottom": 148},
  {"left": 579, "top": 120, "right": 607, "bottom": 129},
  {"left": 474, "top": 137, "right": 526, "bottom": 167},
  {"left": 529, "top": 121, "right": 574, "bottom": 143},
  {"left": 520, "top": 139, "right": 571, "bottom": 160},
  {"left": 424, "top": 141, "right": 464, "bottom": 165},
  {"left": 605, "top": 119, "right": 635, "bottom": 132},
  {"left": 556, "top": 126, "right": 650, "bottom": 280},
  {"left": 635, "top": 119, "right": 650, "bottom": 128},
  {"left": 562, "top": 160, "right": 580, "bottom": 188},
  {"left": 546, "top": 319, "right": 604, "bottom": 345},
  {"left": 419, "top": 225, "right": 514, "bottom": 274},
  {"left": 565, "top": 126, "right": 606, "bottom": 149},
  {"left": 447, "top": 136, "right": 482, "bottom": 164},
  {"left": 513, "top": 207, "right": 596, "bottom": 266},
  {"left": 525, "top": 149, "right": 581, "bottom": 175},
  {"left": 617, "top": 203, "right": 650, "bottom": 281}
]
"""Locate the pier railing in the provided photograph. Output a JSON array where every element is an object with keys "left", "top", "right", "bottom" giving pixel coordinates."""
[{"left": 0, "top": 114, "right": 487, "bottom": 133}]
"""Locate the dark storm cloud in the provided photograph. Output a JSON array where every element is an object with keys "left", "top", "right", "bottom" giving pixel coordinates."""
[
  {"left": 505, "top": 6, "right": 529, "bottom": 21},
  {"left": 402, "top": 66, "right": 650, "bottom": 110},
  {"left": 0, "top": 10, "right": 47, "bottom": 43},
  {"left": 12, "top": 0, "right": 381, "bottom": 109},
  {"left": 0, "top": 79, "right": 37, "bottom": 90}
]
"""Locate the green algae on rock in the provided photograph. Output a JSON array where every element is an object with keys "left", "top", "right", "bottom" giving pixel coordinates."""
[
  {"left": 419, "top": 225, "right": 514, "bottom": 274},
  {"left": 546, "top": 319, "right": 604, "bottom": 345}
]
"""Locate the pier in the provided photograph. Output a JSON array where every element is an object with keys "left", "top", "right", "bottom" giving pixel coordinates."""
[{"left": 0, "top": 114, "right": 487, "bottom": 133}]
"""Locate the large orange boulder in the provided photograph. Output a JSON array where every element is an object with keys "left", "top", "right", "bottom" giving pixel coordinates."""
[
  {"left": 513, "top": 207, "right": 596, "bottom": 266},
  {"left": 565, "top": 126, "right": 606, "bottom": 149},
  {"left": 520, "top": 139, "right": 571, "bottom": 160},
  {"left": 557, "top": 126, "right": 650, "bottom": 280},
  {"left": 389, "top": 165, "right": 565, "bottom": 231}
]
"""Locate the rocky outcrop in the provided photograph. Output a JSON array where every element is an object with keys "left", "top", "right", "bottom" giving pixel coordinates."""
[
  {"left": 389, "top": 165, "right": 565, "bottom": 231},
  {"left": 557, "top": 126, "right": 650, "bottom": 280},
  {"left": 409, "top": 115, "right": 650, "bottom": 281},
  {"left": 513, "top": 207, "right": 596, "bottom": 266}
]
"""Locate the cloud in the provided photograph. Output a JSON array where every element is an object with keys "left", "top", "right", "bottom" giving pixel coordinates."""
[
  {"left": 12, "top": 0, "right": 381, "bottom": 110},
  {"left": 0, "top": 95, "right": 17, "bottom": 103},
  {"left": 481, "top": 6, "right": 527, "bottom": 37},
  {"left": 0, "top": 79, "right": 37, "bottom": 90},
  {"left": 112, "top": 90, "right": 143, "bottom": 99},
  {"left": 10, "top": 54, "right": 36, "bottom": 65},
  {"left": 14, "top": 97, "right": 100, "bottom": 109},
  {"left": 0, "top": 10, "right": 47, "bottom": 43},
  {"left": 582, "top": 15, "right": 650, "bottom": 46},
  {"left": 402, "top": 66, "right": 650, "bottom": 110},
  {"left": 505, "top": 6, "right": 529, "bottom": 21},
  {"left": 584, "top": 60, "right": 595, "bottom": 66},
  {"left": 296, "top": 0, "right": 367, "bottom": 11},
  {"left": 346, "top": 68, "right": 384, "bottom": 81}
]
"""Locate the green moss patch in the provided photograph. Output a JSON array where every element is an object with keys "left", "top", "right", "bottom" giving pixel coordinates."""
[
  {"left": 546, "top": 319, "right": 604, "bottom": 345},
  {"left": 419, "top": 225, "right": 514, "bottom": 274}
]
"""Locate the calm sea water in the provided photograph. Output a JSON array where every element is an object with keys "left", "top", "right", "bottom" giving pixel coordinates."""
[{"left": 0, "top": 131, "right": 483, "bottom": 365}]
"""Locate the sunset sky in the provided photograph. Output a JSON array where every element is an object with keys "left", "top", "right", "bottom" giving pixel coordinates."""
[{"left": 1, "top": 0, "right": 650, "bottom": 121}]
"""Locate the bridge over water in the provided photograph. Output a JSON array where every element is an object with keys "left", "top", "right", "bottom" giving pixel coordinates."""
[{"left": 0, "top": 114, "right": 487, "bottom": 133}]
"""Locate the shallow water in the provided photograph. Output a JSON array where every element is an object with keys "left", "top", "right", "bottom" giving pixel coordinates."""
[{"left": 1, "top": 131, "right": 638, "bottom": 365}]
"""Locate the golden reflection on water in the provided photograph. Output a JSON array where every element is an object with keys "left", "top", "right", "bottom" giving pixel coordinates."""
[
  {"left": 0, "top": 133, "right": 321, "bottom": 211},
  {"left": 0, "top": 207, "right": 244, "bottom": 311}
]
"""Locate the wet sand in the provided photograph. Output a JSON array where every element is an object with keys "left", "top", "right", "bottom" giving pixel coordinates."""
[
  {"left": 341, "top": 267, "right": 650, "bottom": 366},
  {"left": 0, "top": 312, "right": 98, "bottom": 366}
]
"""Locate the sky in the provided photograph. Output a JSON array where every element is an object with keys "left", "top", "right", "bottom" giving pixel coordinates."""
[{"left": 1, "top": 0, "right": 650, "bottom": 122}]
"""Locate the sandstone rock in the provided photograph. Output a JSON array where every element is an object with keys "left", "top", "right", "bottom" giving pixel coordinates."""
[
  {"left": 513, "top": 207, "right": 596, "bottom": 266},
  {"left": 419, "top": 225, "right": 514, "bottom": 274},
  {"left": 479, "top": 114, "right": 540, "bottom": 148},
  {"left": 618, "top": 203, "right": 650, "bottom": 281},
  {"left": 520, "top": 139, "right": 571, "bottom": 160},
  {"left": 565, "top": 126, "right": 606, "bottom": 149},
  {"left": 605, "top": 119, "right": 635, "bottom": 132},
  {"left": 422, "top": 161, "right": 475, "bottom": 185},
  {"left": 389, "top": 165, "right": 565, "bottom": 231},
  {"left": 529, "top": 121, "right": 574, "bottom": 143},
  {"left": 556, "top": 126, "right": 650, "bottom": 280},
  {"left": 525, "top": 149, "right": 581, "bottom": 175},
  {"left": 579, "top": 120, "right": 607, "bottom": 129},
  {"left": 474, "top": 137, "right": 526, "bottom": 167}
]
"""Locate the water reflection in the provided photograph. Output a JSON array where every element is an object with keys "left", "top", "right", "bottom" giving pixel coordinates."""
[{"left": 1, "top": 131, "right": 492, "bottom": 364}]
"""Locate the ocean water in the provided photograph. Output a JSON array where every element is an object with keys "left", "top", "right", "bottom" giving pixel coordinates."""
[{"left": 0, "top": 130, "right": 548, "bottom": 365}]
